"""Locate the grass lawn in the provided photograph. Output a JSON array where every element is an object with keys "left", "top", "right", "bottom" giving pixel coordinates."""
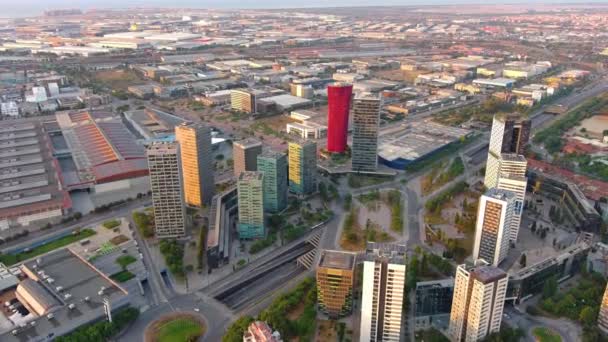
[
  {"left": 110, "top": 270, "right": 135, "bottom": 283},
  {"left": 157, "top": 318, "right": 204, "bottom": 342},
  {"left": 102, "top": 219, "right": 121, "bottom": 229},
  {"left": 0, "top": 229, "right": 96, "bottom": 266},
  {"left": 533, "top": 327, "right": 562, "bottom": 342},
  {"left": 116, "top": 254, "right": 137, "bottom": 269}
]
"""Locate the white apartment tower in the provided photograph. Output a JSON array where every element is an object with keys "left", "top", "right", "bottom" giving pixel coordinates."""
[
  {"left": 352, "top": 93, "right": 381, "bottom": 172},
  {"left": 484, "top": 115, "right": 530, "bottom": 188},
  {"left": 448, "top": 264, "right": 508, "bottom": 342},
  {"left": 495, "top": 154, "right": 528, "bottom": 242},
  {"left": 146, "top": 142, "right": 186, "bottom": 238},
  {"left": 473, "top": 189, "right": 516, "bottom": 267},
  {"left": 360, "top": 243, "right": 407, "bottom": 342}
]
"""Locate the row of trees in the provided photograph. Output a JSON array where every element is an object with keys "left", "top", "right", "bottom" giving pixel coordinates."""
[
  {"left": 425, "top": 181, "right": 468, "bottom": 214},
  {"left": 387, "top": 190, "right": 403, "bottom": 233},
  {"left": 55, "top": 307, "right": 139, "bottom": 342},
  {"left": 223, "top": 278, "right": 316, "bottom": 342},
  {"left": 159, "top": 239, "right": 185, "bottom": 279}
]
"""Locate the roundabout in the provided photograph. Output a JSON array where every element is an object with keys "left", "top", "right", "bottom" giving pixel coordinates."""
[{"left": 144, "top": 312, "right": 207, "bottom": 342}]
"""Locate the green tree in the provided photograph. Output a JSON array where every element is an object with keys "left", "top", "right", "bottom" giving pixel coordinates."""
[{"left": 580, "top": 306, "right": 598, "bottom": 326}]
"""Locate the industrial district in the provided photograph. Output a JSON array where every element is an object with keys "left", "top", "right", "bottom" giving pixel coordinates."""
[{"left": 0, "top": 3, "right": 607, "bottom": 342}]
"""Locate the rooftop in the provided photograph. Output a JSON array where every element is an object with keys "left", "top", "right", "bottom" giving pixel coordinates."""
[
  {"left": 470, "top": 265, "right": 507, "bottom": 284},
  {"left": 319, "top": 250, "right": 356, "bottom": 270},
  {"left": 239, "top": 171, "right": 263, "bottom": 182},
  {"left": 234, "top": 138, "right": 262, "bottom": 149}
]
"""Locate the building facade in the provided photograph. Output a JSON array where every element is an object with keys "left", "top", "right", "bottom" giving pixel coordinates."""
[
  {"left": 326, "top": 83, "right": 353, "bottom": 153},
  {"left": 257, "top": 151, "right": 288, "bottom": 213},
  {"left": 360, "top": 243, "right": 406, "bottom": 342},
  {"left": 484, "top": 114, "right": 531, "bottom": 188},
  {"left": 233, "top": 138, "right": 263, "bottom": 177},
  {"left": 352, "top": 93, "right": 381, "bottom": 172},
  {"left": 237, "top": 171, "right": 265, "bottom": 239},
  {"left": 288, "top": 140, "right": 317, "bottom": 195},
  {"left": 473, "top": 189, "right": 516, "bottom": 267},
  {"left": 147, "top": 142, "right": 186, "bottom": 238},
  {"left": 414, "top": 278, "right": 454, "bottom": 331},
  {"left": 495, "top": 154, "right": 527, "bottom": 241},
  {"left": 230, "top": 89, "right": 257, "bottom": 113},
  {"left": 175, "top": 122, "right": 214, "bottom": 206},
  {"left": 448, "top": 264, "right": 508, "bottom": 342},
  {"left": 317, "top": 250, "right": 356, "bottom": 318}
]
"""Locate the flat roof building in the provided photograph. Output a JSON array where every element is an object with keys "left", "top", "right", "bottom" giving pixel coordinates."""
[
  {"left": 352, "top": 93, "right": 380, "bottom": 172},
  {"left": 2, "top": 248, "right": 130, "bottom": 341},
  {"left": 288, "top": 140, "right": 317, "bottom": 195},
  {"left": 0, "top": 118, "right": 71, "bottom": 231},
  {"left": 233, "top": 138, "right": 263, "bottom": 178},
  {"left": 317, "top": 250, "right": 356, "bottom": 318},
  {"left": 147, "top": 142, "right": 186, "bottom": 238},
  {"left": 473, "top": 189, "right": 517, "bottom": 267},
  {"left": 175, "top": 123, "right": 214, "bottom": 206},
  {"left": 360, "top": 243, "right": 406, "bottom": 342},
  {"left": 237, "top": 172, "right": 265, "bottom": 239},
  {"left": 449, "top": 264, "right": 508, "bottom": 342},
  {"left": 257, "top": 151, "right": 288, "bottom": 213}
]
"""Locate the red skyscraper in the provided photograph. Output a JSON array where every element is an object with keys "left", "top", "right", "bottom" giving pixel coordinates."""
[{"left": 327, "top": 83, "right": 353, "bottom": 153}]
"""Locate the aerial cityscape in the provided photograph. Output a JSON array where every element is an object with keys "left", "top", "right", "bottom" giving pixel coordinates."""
[{"left": 0, "top": 2, "right": 607, "bottom": 342}]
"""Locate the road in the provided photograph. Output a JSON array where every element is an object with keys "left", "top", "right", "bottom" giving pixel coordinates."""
[
  {"left": 503, "top": 306, "right": 581, "bottom": 342},
  {"left": 0, "top": 198, "right": 152, "bottom": 254}
]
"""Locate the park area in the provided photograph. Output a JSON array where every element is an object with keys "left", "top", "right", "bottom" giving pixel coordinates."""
[
  {"left": 424, "top": 181, "right": 480, "bottom": 261},
  {"left": 145, "top": 313, "right": 206, "bottom": 342},
  {"left": 533, "top": 327, "right": 562, "bottom": 342},
  {"left": 340, "top": 189, "right": 403, "bottom": 251}
]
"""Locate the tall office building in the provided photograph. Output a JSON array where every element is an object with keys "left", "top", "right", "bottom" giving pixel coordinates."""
[
  {"left": 288, "top": 140, "right": 317, "bottom": 195},
  {"left": 317, "top": 250, "right": 356, "bottom": 318},
  {"left": 473, "top": 189, "right": 516, "bottom": 267},
  {"left": 231, "top": 89, "right": 267, "bottom": 113},
  {"left": 448, "top": 264, "right": 508, "bottom": 342},
  {"left": 484, "top": 114, "right": 531, "bottom": 188},
  {"left": 175, "top": 122, "right": 214, "bottom": 206},
  {"left": 237, "top": 171, "right": 265, "bottom": 239},
  {"left": 414, "top": 278, "right": 454, "bottom": 331},
  {"left": 496, "top": 154, "right": 528, "bottom": 242},
  {"left": 598, "top": 283, "right": 608, "bottom": 334},
  {"left": 360, "top": 243, "right": 407, "bottom": 342},
  {"left": 147, "top": 142, "right": 186, "bottom": 238},
  {"left": 352, "top": 93, "right": 381, "bottom": 172},
  {"left": 257, "top": 150, "right": 288, "bottom": 213},
  {"left": 233, "top": 138, "right": 263, "bottom": 177},
  {"left": 326, "top": 83, "right": 353, "bottom": 153}
]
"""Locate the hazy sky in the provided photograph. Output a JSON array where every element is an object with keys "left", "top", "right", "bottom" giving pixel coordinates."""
[{"left": 0, "top": 0, "right": 605, "bottom": 18}]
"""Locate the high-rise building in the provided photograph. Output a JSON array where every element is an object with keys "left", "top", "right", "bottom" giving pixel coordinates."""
[
  {"left": 147, "top": 142, "right": 186, "bottom": 238},
  {"left": 175, "top": 122, "right": 214, "bottom": 206},
  {"left": 448, "top": 264, "right": 508, "bottom": 342},
  {"left": 598, "top": 283, "right": 608, "bottom": 334},
  {"left": 326, "top": 83, "right": 353, "bottom": 153},
  {"left": 360, "top": 243, "right": 407, "bottom": 342},
  {"left": 484, "top": 114, "right": 531, "bottom": 188},
  {"left": 257, "top": 150, "right": 288, "bottom": 213},
  {"left": 473, "top": 188, "right": 516, "bottom": 266},
  {"left": 496, "top": 154, "right": 528, "bottom": 242},
  {"left": 233, "top": 138, "right": 263, "bottom": 177},
  {"left": 352, "top": 93, "right": 381, "bottom": 172},
  {"left": 288, "top": 140, "right": 317, "bottom": 195},
  {"left": 237, "top": 171, "right": 265, "bottom": 239},
  {"left": 317, "top": 250, "right": 356, "bottom": 318}
]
